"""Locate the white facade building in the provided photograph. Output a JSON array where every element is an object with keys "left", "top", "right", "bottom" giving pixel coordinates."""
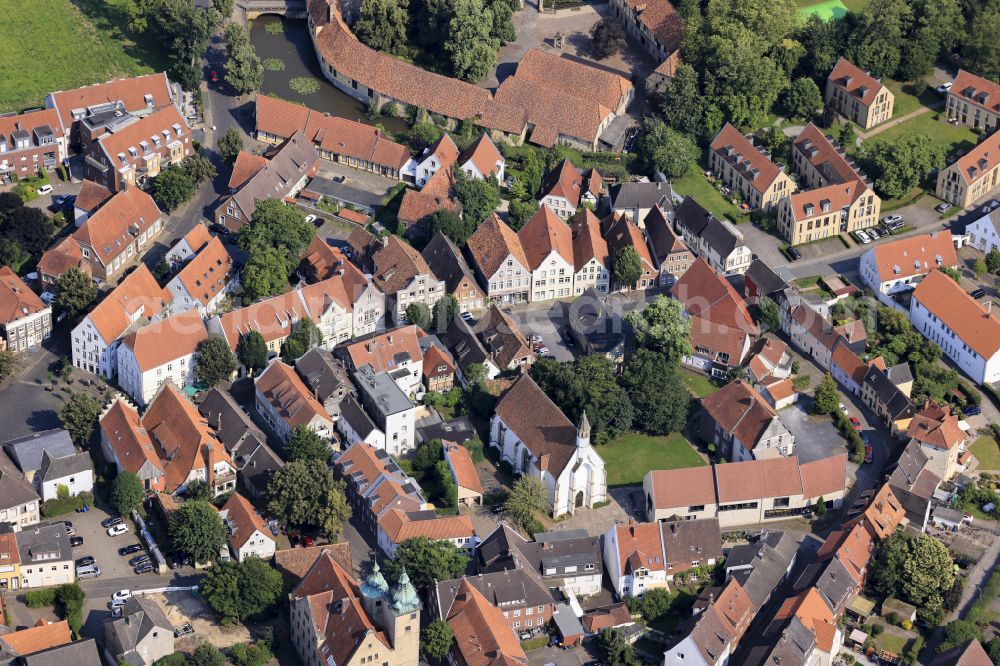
[
  {"left": 116, "top": 310, "right": 207, "bottom": 407},
  {"left": 859, "top": 232, "right": 958, "bottom": 307},
  {"left": 965, "top": 211, "right": 1000, "bottom": 255}
]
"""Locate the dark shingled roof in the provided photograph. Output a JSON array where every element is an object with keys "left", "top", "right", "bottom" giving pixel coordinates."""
[
  {"left": 435, "top": 569, "right": 553, "bottom": 618},
  {"left": 674, "top": 196, "right": 743, "bottom": 259},
  {"left": 610, "top": 181, "right": 672, "bottom": 212},
  {"left": 745, "top": 259, "right": 788, "bottom": 299},
  {"left": 198, "top": 388, "right": 267, "bottom": 457},
  {"left": 930, "top": 640, "right": 993, "bottom": 666},
  {"left": 39, "top": 450, "right": 92, "bottom": 483},
  {"left": 21, "top": 638, "right": 101, "bottom": 666},
  {"left": 421, "top": 231, "right": 480, "bottom": 295},
  {"left": 494, "top": 374, "right": 578, "bottom": 476},
  {"left": 295, "top": 347, "right": 354, "bottom": 405},
  {"left": 3, "top": 429, "right": 75, "bottom": 474}
]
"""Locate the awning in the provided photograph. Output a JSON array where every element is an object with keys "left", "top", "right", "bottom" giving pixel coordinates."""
[{"left": 848, "top": 596, "right": 875, "bottom": 617}]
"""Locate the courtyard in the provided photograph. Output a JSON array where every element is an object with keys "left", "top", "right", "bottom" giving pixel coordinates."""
[{"left": 601, "top": 432, "right": 706, "bottom": 488}]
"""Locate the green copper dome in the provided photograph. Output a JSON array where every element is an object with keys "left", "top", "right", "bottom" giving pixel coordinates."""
[
  {"left": 361, "top": 561, "right": 389, "bottom": 599},
  {"left": 391, "top": 569, "right": 421, "bottom": 614}
]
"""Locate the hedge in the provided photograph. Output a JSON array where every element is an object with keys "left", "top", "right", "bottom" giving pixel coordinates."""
[
  {"left": 41, "top": 491, "right": 94, "bottom": 518},
  {"left": 24, "top": 588, "right": 56, "bottom": 607}
]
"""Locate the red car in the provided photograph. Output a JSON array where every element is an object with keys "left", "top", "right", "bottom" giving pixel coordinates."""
[
  {"left": 864, "top": 443, "right": 874, "bottom": 464},
  {"left": 850, "top": 416, "right": 862, "bottom": 431},
  {"left": 210, "top": 70, "right": 219, "bottom": 83},
  {"left": 301, "top": 535, "right": 315, "bottom": 548}
]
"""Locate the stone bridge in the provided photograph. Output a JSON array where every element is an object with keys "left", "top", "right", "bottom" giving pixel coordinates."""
[{"left": 238, "top": 0, "right": 307, "bottom": 18}]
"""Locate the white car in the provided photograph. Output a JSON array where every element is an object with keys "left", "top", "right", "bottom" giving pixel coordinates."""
[
  {"left": 112, "top": 589, "right": 132, "bottom": 602},
  {"left": 108, "top": 598, "right": 127, "bottom": 609},
  {"left": 36, "top": 184, "right": 53, "bottom": 196},
  {"left": 856, "top": 231, "right": 871, "bottom": 244},
  {"left": 936, "top": 82, "right": 953, "bottom": 94},
  {"left": 881, "top": 214, "right": 903, "bottom": 225},
  {"left": 304, "top": 214, "right": 318, "bottom": 225},
  {"left": 839, "top": 403, "right": 849, "bottom": 416},
  {"left": 107, "top": 524, "right": 129, "bottom": 537}
]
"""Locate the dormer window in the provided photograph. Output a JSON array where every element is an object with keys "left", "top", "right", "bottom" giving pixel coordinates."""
[
  {"left": 144, "top": 93, "right": 154, "bottom": 106},
  {"left": 128, "top": 147, "right": 138, "bottom": 159},
  {"left": 163, "top": 129, "right": 171, "bottom": 141}
]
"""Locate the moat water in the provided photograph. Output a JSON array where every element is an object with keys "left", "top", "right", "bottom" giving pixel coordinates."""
[{"left": 249, "top": 15, "right": 409, "bottom": 135}]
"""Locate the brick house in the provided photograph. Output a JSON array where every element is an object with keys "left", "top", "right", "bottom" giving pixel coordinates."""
[
  {"left": 84, "top": 105, "right": 191, "bottom": 191},
  {"left": 0, "top": 108, "right": 66, "bottom": 184}
]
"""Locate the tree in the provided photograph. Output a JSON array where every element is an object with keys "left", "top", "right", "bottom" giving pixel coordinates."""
[
  {"left": 703, "top": 27, "right": 789, "bottom": 127},
  {"left": 847, "top": 0, "right": 913, "bottom": 79},
  {"left": 183, "top": 154, "right": 217, "bottom": 185},
  {"left": 598, "top": 628, "right": 640, "bottom": 666},
  {"left": 280, "top": 317, "right": 322, "bottom": 363},
  {"left": 898, "top": 0, "right": 962, "bottom": 80},
  {"left": 421, "top": 619, "right": 455, "bottom": 660},
  {"left": 814, "top": 495, "right": 827, "bottom": 517},
  {"left": 195, "top": 336, "right": 237, "bottom": 387},
  {"left": 532, "top": 355, "right": 633, "bottom": 443},
  {"left": 812, "top": 373, "right": 840, "bottom": 415},
  {"left": 486, "top": 0, "right": 516, "bottom": 43},
  {"left": 1, "top": 206, "right": 54, "bottom": 255},
  {"left": 0, "top": 191, "right": 22, "bottom": 216},
  {"left": 54, "top": 267, "right": 97, "bottom": 318},
  {"left": 987, "top": 249, "right": 1000, "bottom": 274},
  {"left": 218, "top": 127, "right": 244, "bottom": 163},
  {"left": 200, "top": 558, "right": 284, "bottom": 624},
  {"left": 428, "top": 209, "right": 473, "bottom": 246},
  {"left": 625, "top": 295, "right": 692, "bottom": 363},
  {"left": 613, "top": 246, "right": 642, "bottom": 290},
  {"left": 445, "top": 0, "right": 499, "bottom": 81},
  {"left": 151, "top": 165, "right": 196, "bottom": 211},
  {"left": 241, "top": 247, "right": 289, "bottom": 302},
  {"left": 635, "top": 118, "right": 698, "bottom": 179},
  {"left": 507, "top": 199, "right": 538, "bottom": 231},
  {"left": 781, "top": 77, "right": 823, "bottom": 120},
  {"left": 169, "top": 500, "right": 227, "bottom": 564},
  {"left": 185, "top": 479, "right": 211, "bottom": 502},
  {"left": 434, "top": 293, "right": 459, "bottom": 332},
  {"left": 189, "top": 643, "right": 225, "bottom": 666},
  {"left": 406, "top": 302, "right": 432, "bottom": 329},
  {"left": 974, "top": 258, "right": 988, "bottom": 276},
  {"left": 288, "top": 425, "right": 330, "bottom": 462},
  {"left": 110, "top": 472, "right": 144, "bottom": 516},
  {"left": 900, "top": 534, "right": 954, "bottom": 622},
  {"left": 354, "top": 0, "right": 410, "bottom": 53},
  {"left": 266, "top": 460, "right": 352, "bottom": 539},
  {"left": 224, "top": 24, "right": 263, "bottom": 94},
  {"left": 939, "top": 621, "right": 983, "bottom": 652},
  {"left": 0, "top": 239, "right": 30, "bottom": 274},
  {"left": 229, "top": 642, "right": 272, "bottom": 666},
  {"left": 453, "top": 169, "right": 500, "bottom": 225},
  {"left": 659, "top": 64, "right": 707, "bottom": 142},
  {"left": 237, "top": 330, "right": 268, "bottom": 374},
  {"left": 239, "top": 199, "right": 315, "bottom": 274},
  {"left": 861, "top": 134, "right": 946, "bottom": 199},
  {"left": 382, "top": 537, "right": 469, "bottom": 589},
  {"left": 620, "top": 350, "right": 689, "bottom": 435},
  {"left": 755, "top": 296, "right": 781, "bottom": 334},
  {"left": 987, "top": 637, "right": 1000, "bottom": 666},
  {"left": 214, "top": 0, "right": 235, "bottom": 16},
  {"left": 436, "top": 459, "right": 458, "bottom": 507},
  {"left": 639, "top": 588, "right": 674, "bottom": 621},
  {"left": 964, "top": 1, "right": 1000, "bottom": 81},
  {"left": 60, "top": 391, "right": 102, "bottom": 446},
  {"left": 503, "top": 475, "right": 548, "bottom": 529},
  {"left": 0, "top": 349, "right": 13, "bottom": 380},
  {"left": 836, "top": 122, "right": 856, "bottom": 150},
  {"left": 939, "top": 266, "right": 962, "bottom": 283},
  {"left": 414, "top": 438, "right": 443, "bottom": 472},
  {"left": 590, "top": 17, "right": 627, "bottom": 59}
]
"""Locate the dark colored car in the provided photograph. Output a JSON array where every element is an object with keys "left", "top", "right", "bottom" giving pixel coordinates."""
[
  {"left": 119, "top": 544, "right": 143, "bottom": 556},
  {"left": 210, "top": 70, "right": 219, "bottom": 83},
  {"left": 134, "top": 564, "right": 154, "bottom": 575},
  {"left": 129, "top": 554, "right": 151, "bottom": 567},
  {"left": 69, "top": 536, "right": 83, "bottom": 547},
  {"left": 788, "top": 247, "right": 802, "bottom": 261},
  {"left": 75, "top": 556, "right": 95, "bottom": 568},
  {"left": 963, "top": 404, "right": 982, "bottom": 416},
  {"left": 301, "top": 535, "right": 315, "bottom": 548},
  {"left": 63, "top": 521, "right": 74, "bottom": 535},
  {"left": 101, "top": 516, "right": 123, "bottom": 529},
  {"left": 969, "top": 288, "right": 986, "bottom": 299}
]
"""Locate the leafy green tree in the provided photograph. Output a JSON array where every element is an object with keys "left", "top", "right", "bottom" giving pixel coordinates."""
[
  {"left": 639, "top": 588, "right": 674, "bottom": 621},
  {"left": 434, "top": 293, "right": 459, "bottom": 332},
  {"left": 0, "top": 191, "right": 22, "bottom": 216},
  {"left": 2, "top": 206, "right": 54, "bottom": 255},
  {"left": 151, "top": 165, "right": 196, "bottom": 212},
  {"left": 898, "top": 0, "right": 962, "bottom": 80},
  {"left": 986, "top": 637, "right": 1000, "bottom": 666},
  {"left": 620, "top": 350, "right": 689, "bottom": 435},
  {"left": 974, "top": 258, "right": 988, "bottom": 276},
  {"left": 287, "top": 425, "right": 330, "bottom": 462},
  {"left": 54, "top": 267, "right": 97, "bottom": 318},
  {"left": 185, "top": 479, "right": 211, "bottom": 502},
  {"left": 798, "top": 14, "right": 847, "bottom": 81},
  {"left": 414, "top": 439, "right": 443, "bottom": 472},
  {"left": 183, "top": 154, "right": 217, "bottom": 185},
  {"left": 781, "top": 77, "right": 823, "bottom": 120},
  {"left": 987, "top": 249, "right": 1000, "bottom": 274},
  {"left": 429, "top": 209, "right": 473, "bottom": 246},
  {"left": 0, "top": 349, "right": 13, "bottom": 380},
  {"left": 659, "top": 64, "right": 707, "bottom": 142},
  {"left": 238, "top": 199, "right": 314, "bottom": 265},
  {"left": 229, "top": 642, "right": 272, "bottom": 666},
  {"left": 382, "top": 537, "right": 469, "bottom": 590},
  {"left": 214, "top": 0, "right": 235, "bottom": 16},
  {"left": 703, "top": 27, "right": 789, "bottom": 127},
  {"left": 453, "top": 169, "right": 500, "bottom": 225},
  {"left": 224, "top": 24, "right": 264, "bottom": 94},
  {"left": 60, "top": 391, "right": 102, "bottom": 446},
  {"left": 487, "top": 0, "right": 515, "bottom": 43},
  {"left": 503, "top": 474, "right": 549, "bottom": 528},
  {"left": 237, "top": 330, "right": 269, "bottom": 374},
  {"left": 406, "top": 302, "right": 432, "bottom": 329},
  {"left": 755, "top": 296, "right": 782, "bottom": 334},
  {"left": 280, "top": 317, "right": 322, "bottom": 363},
  {"left": 532, "top": 355, "right": 633, "bottom": 443},
  {"left": 436, "top": 459, "right": 458, "bottom": 507},
  {"left": 846, "top": 0, "right": 913, "bottom": 79},
  {"left": 860, "top": 134, "right": 946, "bottom": 199},
  {"left": 590, "top": 17, "right": 627, "bottom": 59},
  {"left": 836, "top": 122, "right": 856, "bottom": 150},
  {"left": 625, "top": 295, "right": 692, "bottom": 363},
  {"left": 196, "top": 336, "right": 238, "bottom": 387},
  {"left": 636, "top": 117, "right": 699, "bottom": 179},
  {"left": 939, "top": 266, "right": 962, "bottom": 283},
  {"left": 613, "top": 246, "right": 643, "bottom": 290},
  {"left": 169, "top": 500, "right": 227, "bottom": 564},
  {"left": 901, "top": 534, "right": 954, "bottom": 623},
  {"left": 812, "top": 373, "right": 840, "bottom": 415},
  {"left": 445, "top": 0, "right": 499, "bottom": 81},
  {"left": 110, "top": 472, "right": 145, "bottom": 516},
  {"left": 241, "top": 247, "right": 288, "bottom": 302},
  {"left": 939, "top": 621, "right": 983, "bottom": 652},
  {"left": 814, "top": 496, "right": 827, "bottom": 516},
  {"left": 463, "top": 437, "right": 484, "bottom": 463},
  {"left": 200, "top": 558, "right": 284, "bottom": 624},
  {"left": 506, "top": 199, "right": 538, "bottom": 231},
  {"left": 0, "top": 239, "right": 30, "bottom": 274},
  {"left": 355, "top": 0, "right": 410, "bottom": 52},
  {"left": 218, "top": 127, "right": 244, "bottom": 163},
  {"left": 964, "top": 1, "right": 1000, "bottom": 81},
  {"left": 189, "top": 643, "right": 225, "bottom": 666},
  {"left": 266, "top": 460, "right": 352, "bottom": 539},
  {"left": 598, "top": 628, "right": 640, "bottom": 666},
  {"left": 421, "top": 619, "right": 455, "bottom": 660}
]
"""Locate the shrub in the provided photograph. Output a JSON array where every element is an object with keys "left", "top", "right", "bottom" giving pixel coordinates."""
[
  {"left": 901, "top": 619, "right": 912, "bottom": 630},
  {"left": 229, "top": 641, "right": 272, "bottom": 666},
  {"left": 525, "top": 517, "right": 545, "bottom": 537},
  {"left": 24, "top": 589, "right": 56, "bottom": 607},
  {"left": 155, "top": 655, "right": 189, "bottom": 666},
  {"left": 871, "top": 623, "right": 884, "bottom": 636}
]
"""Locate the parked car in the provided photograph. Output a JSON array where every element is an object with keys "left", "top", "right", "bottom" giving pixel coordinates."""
[
  {"left": 128, "top": 554, "right": 150, "bottom": 567},
  {"left": 887, "top": 219, "right": 905, "bottom": 231},
  {"left": 134, "top": 564, "right": 155, "bottom": 575},
  {"left": 107, "top": 524, "right": 129, "bottom": 537},
  {"left": 210, "top": 70, "right": 219, "bottom": 83},
  {"left": 304, "top": 214, "right": 318, "bottom": 226},
  {"left": 101, "top": 516, "right": 123, "bottom": 529},
  {"left": 37, "top": 184, "right": 53, "bottom": 196},
  {"left": 850, "top": 416, "right": 862, "bottom": 431},
  {"left": 867, "top": 227, "right": 881, "bottom": 240},
  {"left": 838, "top": 403, "right": 849, "bottom": 416},
  {"left": 112, "top": 589, "right": 132, "bottom": 602},
  {"left": 63, "top": 521, "right": 75, "bottom": 535},
  {"left": 460, "top": 311, "right": 474, "bottom": 321},
  {"left": 174, "top": 623, "right": 194, "bottom": 638},
  {"left": 788, "top": 247, "right": 802, "bottom": 261},
  {"left": 75, "top": 556, "right": 95, "bottom": 568},
  {"left": 76, "top": 565, "right": 101, "bottom": 580},
  {"left": 864, "top": 444, "right": 874, "bottom": 464},
  {"left": 963, "top": 404, "right": 982, "bottom": 416},
  {"left": 109, "top": 598, "right": 127, "bottom": 609},
  {"left": 881, "top": 214, "right": 903, "bottom": 225},
  {"left": 937, "top": 82, "right": 953, "bottom": 94},
  {"left": 856, "top": 231, "right": 871, "bottom": 244},
  {"left": 968, "top": 288, "right": 986, "bottom": 299},
  {"left": 69, "top": 536, "right": 83, "bottom": 547},
  {"left": 119, "top": 544, "right": 143, "bottom": 556},
  {"left": 936, "top": 203, "right": 951, "bottom": 214},
  {"left": 301, "top": 535, "right": 315, "bottom": 548}
]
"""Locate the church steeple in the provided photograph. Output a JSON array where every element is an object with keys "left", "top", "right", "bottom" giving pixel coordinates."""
[{"left": 577, "top": 410, "right": 591, "bottom": 447}]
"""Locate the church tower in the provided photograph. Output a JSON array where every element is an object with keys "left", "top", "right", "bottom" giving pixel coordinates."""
[
  {"left": 577, "top": 410, "right": 591, "bottom": 449},
  {"left": 381, "top": 569, "right": 421, "bottom": 665},
  {"left": 359, "top": 560, "right": 390, "bottom": 621}
]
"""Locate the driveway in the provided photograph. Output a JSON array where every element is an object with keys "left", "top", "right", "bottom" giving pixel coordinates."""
[
  {"left": 779, "top": 398, "right": 853, "bottom": 464},
  {"left": 527, "top": 641, "right": 602, "bottom": 666}
]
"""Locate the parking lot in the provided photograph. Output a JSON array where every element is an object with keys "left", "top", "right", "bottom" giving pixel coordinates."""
[{"left": 778, "top": 396, "right": 856, "bottom": 464}]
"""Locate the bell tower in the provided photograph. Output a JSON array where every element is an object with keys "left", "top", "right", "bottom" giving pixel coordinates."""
[
  {"left": 381, "top": 569, "right": 421, "bottom": 665},
  {"left": 577, "top": 410, "right": 591, "bottom": 449}
]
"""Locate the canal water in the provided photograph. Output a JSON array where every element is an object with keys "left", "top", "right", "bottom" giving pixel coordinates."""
[{"left": 249, "top": 15, "right": 409, "bottom": 134}]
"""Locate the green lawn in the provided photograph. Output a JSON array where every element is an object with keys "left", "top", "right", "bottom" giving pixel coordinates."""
[
  {"left": 797, "top": 0, "right": 849, "bottom": 20},
  {"left": 0, "top": 0, "right": 166, "bottom": 112},
  {"left": 883, "top": 79, "right": 939, "bottom": 118},
  {"left": 672, "top": 166, "right": 747, "bottom": 224},
  {"left": 971, "top": 436, "right": 1000, "bottom": 471},
  {"left": 601, "top": 432, "right": 706, "bottom": 487},
  {"left": 864, "top": 112, "right": 979, "bottom": 158},
  {"left": 681, "top": 368, "right": 718, "bottom": 398}
]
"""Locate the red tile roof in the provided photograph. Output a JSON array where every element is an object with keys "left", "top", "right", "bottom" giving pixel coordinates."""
[
  {"left": 950, "top": 69, "right": 1000, "bottom": 115},
  {"left": 621, "top": 0, "right": 683, "bottom": 52},
  {"left": 274, "top": 542, "right": 352, "bottom": 579},
  {"left": 222, "top": 492, "right": 270, "bottom": 550},
  {"left": 710, "top": 123, "right": 783, "bottom": 195},
  {"left": 540, "top": 159, "right": 596, "bottom": 209},
  {"left": 172, "top": 236, "right": 233, "bottom": 307},
  {"left": 673, "top": 259, "right": 758, "bottom": 334},
  {"left": 370, "top": 236, "right": 436, "bottom": 294},
  {"left": 74, "top": 179, "right": 114, "bottom": 214},
  {"left": 906, "top": 400, "right": 966, "bottom": 450},
  {"left": 255, "top": 360, "right": 331, "bottom": 429},
  {"left": 0, "top": 267, "right": 47, "bottom": 325},
  {"left": 120, "top": 309, "right": 208, "bottom": 372},
  {"left": 613, "top": 521, "right": 665, "bottom": 574},
  {"left": 72, "top": 187, "right": 162, "bottom": 267},
  {"left": 951, "top": 125, "right": 1000, "bottom": 185},
  {"left": 868, "top": 231, "right": 957, "bottom": 282},
  {"left": 799, "top": 453, "right": 848, "bottom": 500},
  {"left": 458, "top": 134, "right": 503, "bottom": 180},
  {"left": 467, "top": 213, "right": 529, "bottom": 278},
  {"left": 48, "top": 73, "right": 173, "bottom": 131},
  {"left": 828, "top": 58, "right": 886, "bottom": 107},
  {"left": 518, "top": 205, "right": 574, "bottom": 269},
  {"left": 444, "top": 442, "right": 483, "bottom": 494},
  {"left": 715, "top": 457, "right": 804, "bottom": 503},
  {"left": 446, "top": 579, "right": 528, "bottom": 666},
  {"left": 95, "top": 105, "right": 188, "bottom": 170},
  {"left": 701, "top": 381, "right": 780, "bottom": 451},
  {"left": 647, "top": 466, "right": 716, "bottom": 511},
  {"left": 570, "top": 209, "right": 610, "bottom": 269},
  {"left": 0, "top": 621, "right": 72, "bottom": 656},
  {"left": 494, "top": 374, "right": 577, "bottom": 476},
  {"left": 345, "top": 325, "right": 422, "bottom": 374},
  {"left": 99, "top": 399, "right": 163, "bottom": 478},
  {"left": 0, "top": 108, "right": 64, "bottom": 147},
  {"left": 912, "top": 269, "right": 1000, "bottom": 360},
  {"left": 82, "top": 264, "right": 171, "bottom": 343},
  {"left": 377, "top": 508, "right": 475, "bottom": 543},
  {"left": 228, "top": 151, "right": 268, "bottom": 190}
]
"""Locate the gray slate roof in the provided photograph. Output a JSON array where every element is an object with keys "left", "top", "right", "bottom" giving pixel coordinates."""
[
  {"left": 238, "top": 443, "right": 284, "bottom": 496},
  {"left": 728, "top": 531, "right": 797, "bottom": 609},
  {"left": 0, "top": 454, "right": 39, "bottom": 513},
  {"left": 610, "top": 181, "right": 672, "bottom": 212},
  {"left": 198, "top": 388, "right": 267, "bottom": 457},
  {"left": 745, "top": 259, "right": 788, "bottom": 298},
  {"left": 435, "top": 569, "right": 553, "bottom": 618},
  {"left": 675, "top": 196, "right": 743, "bottom": 259},
  {"left": 441, "top": 317, "right": 489, "bottom": 371},
  {"left": 416, "top": 416, "right": 477, "bottom": 445},
  {"left": 232, "top": 131, "right": 318, "bottom": 216},
  {"left": 104, "top": 596, "right": 171, "bottom": 658},
  {"left": 421, "top": 231, "right": 479, "bottom": 294},
  {"left": 295, "top": 348, "right": 354, "bottom": 405},
  {"left": 20, "top": 638, "right": 101, "bottom": 666},
  {"left": 17, "top": 524, "right": 70, "bottom": 564},
  {"left": 39, "top": 450, "right": 91, "bottom": 483},
  {"left": 339, "top": 394, "right": 379, "bottom": 439},
  {"left": 3, "top": 430, "right": 75, "bottom": 475}
]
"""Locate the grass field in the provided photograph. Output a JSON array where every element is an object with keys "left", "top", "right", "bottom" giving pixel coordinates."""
[
  {"left": 0, "top": 0, "right": 165, "bottom": 112},
  {"left": 797, "top": 0, "right": 849, "bottom": 20},
  {"left": 883, "top": 79, "right": 939, "bottom": 118},
  {"left": 673, "top": 165, "right": 747, "bottom": 224},
  {"left": 971, "top": 436, "right": 1000, "bottom": 471},
  {"left": 681, "top": 368, "right": 718, "bottom": 398},
  {"left": 601, "top": 432, "right": 706, "bottom": 487},
  {"left": 865, "top": 112, "right": 979, "bottom": 156}
]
